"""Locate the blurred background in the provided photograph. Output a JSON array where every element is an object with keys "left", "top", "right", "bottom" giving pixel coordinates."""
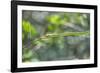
[{"left": 22, "top": 10, "right": 90, "bottom": 62}]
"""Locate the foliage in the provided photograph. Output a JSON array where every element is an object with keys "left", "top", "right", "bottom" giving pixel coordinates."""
[
  {"left": 22, "top": 11, "right": 90, "bottom": 62},
  {"left": 22, "top": 20, "right": 37, "bottom": 40}
]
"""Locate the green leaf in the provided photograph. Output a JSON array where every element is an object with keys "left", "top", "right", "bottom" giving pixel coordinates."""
[
  {"left": 47, "top": 24, "right": 54, "bottom": 31},
  {"left": 22, "top": 20, "right": 37, "bottom": 38},
  {"left": 48, "top": 15, "right": 60, "bottom": 25}
]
